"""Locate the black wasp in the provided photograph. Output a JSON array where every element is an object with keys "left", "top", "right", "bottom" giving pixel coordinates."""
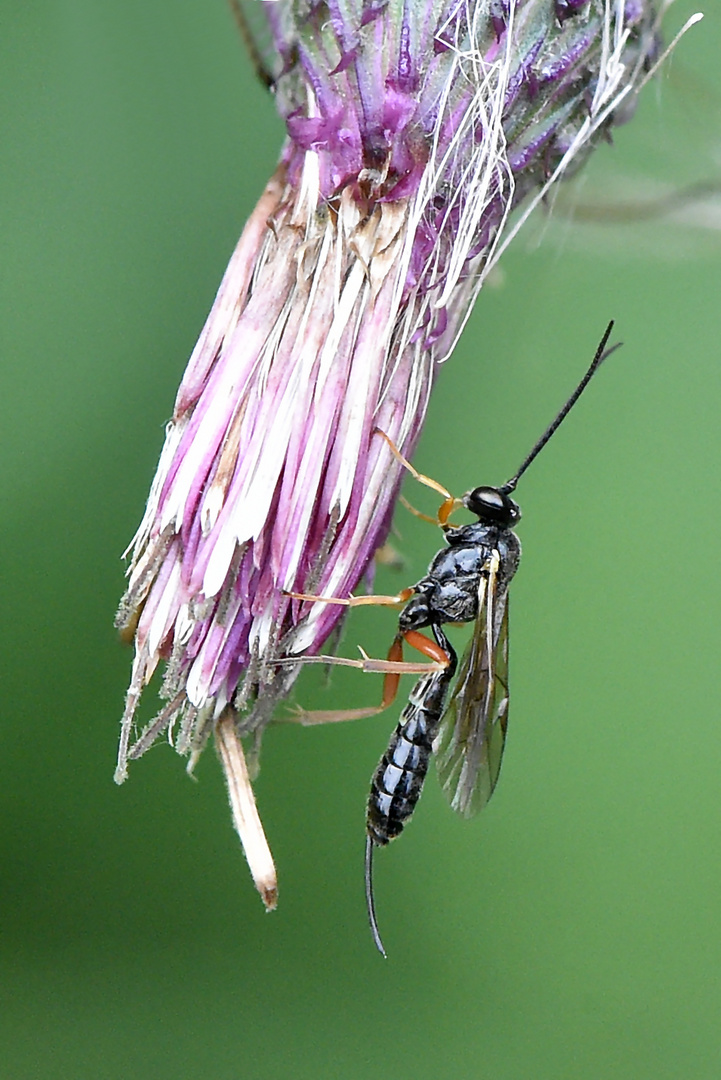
[{"left": 288, "top": 322, "right": 620, "bottom": 956}]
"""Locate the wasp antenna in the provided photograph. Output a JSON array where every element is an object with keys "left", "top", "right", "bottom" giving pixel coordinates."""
[
  {"left": 501, "top": 320, "right": 621, "bottom": 494},
  {"left": 227, "top": 0, "right": 275, "bottom": 91},
  {"left": 365, "top": 837, "right": 387, "bottom": 958}
]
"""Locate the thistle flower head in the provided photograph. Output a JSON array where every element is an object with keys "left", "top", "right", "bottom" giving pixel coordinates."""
[{"left": 116, "top": 0, "right": 669, "bottom": 904}]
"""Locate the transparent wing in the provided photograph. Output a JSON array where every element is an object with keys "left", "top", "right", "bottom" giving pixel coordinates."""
[{"left": 434, "top": 557, "right": 510, "bottom": 819}]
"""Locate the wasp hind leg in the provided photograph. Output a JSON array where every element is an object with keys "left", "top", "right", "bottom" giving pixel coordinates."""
[
  {"left": 280, "top": 586, "right": 415, "bottom": 723},
  {"left": 286, "top": 629, "right": 452, "bottom": 726},
  {"left": 284, "top": 586, "right": 414, "bottom": 609}
]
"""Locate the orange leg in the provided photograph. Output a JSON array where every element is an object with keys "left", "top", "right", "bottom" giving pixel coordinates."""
[
  {"left": 373, "top": 427, "right": 462, "bottom": 527},
  {"left": 279, "top": 582, "right": 416, "bottom": 724},
  {"left": 437, "top": 496, "right": 463, "bottom": 527},
  {"left": 402, "top": 628, "right": 450, "bottom": 666},
  {"left": 287, "top": 629, "right": 451, "bottom": 726}
]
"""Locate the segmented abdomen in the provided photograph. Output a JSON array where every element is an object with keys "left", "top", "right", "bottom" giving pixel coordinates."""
[{"left": 366, "top": 635, "right": 457, "bottom": 846}]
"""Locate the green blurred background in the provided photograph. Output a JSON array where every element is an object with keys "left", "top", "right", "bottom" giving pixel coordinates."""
[{"left": 2, "top": 3, "right": 721, "bottom": 1077}]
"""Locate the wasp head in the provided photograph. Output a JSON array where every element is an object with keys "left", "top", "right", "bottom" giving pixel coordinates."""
[{"left": 464, "top": 486, "right": 521, "bottom": 528}]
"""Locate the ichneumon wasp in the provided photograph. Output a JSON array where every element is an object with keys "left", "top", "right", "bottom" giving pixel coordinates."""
[{"left": 286, "top": 321, "right": 621, "bottom": 956}]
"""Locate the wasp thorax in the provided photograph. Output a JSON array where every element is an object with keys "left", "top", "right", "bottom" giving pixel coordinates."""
[{"left": 464, "top": 486, "right": 521, "bottom": 527}]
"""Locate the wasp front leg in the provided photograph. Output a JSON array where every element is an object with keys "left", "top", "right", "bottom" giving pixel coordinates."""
[{"left": 373, "top": 428, "right": 463, "bottom": 527}]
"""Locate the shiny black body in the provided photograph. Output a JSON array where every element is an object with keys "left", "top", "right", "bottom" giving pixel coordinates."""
[
  {"left": 366, "top": 492, "right": 522, "bottom": 847},
  {"left": 399, "top": 519, "right": 522, "bottom": 634},
  {"left": 367, "top": 626, "right": 457, "bottom": 845},
  {"left": 363, "top": 321, "right": 617, "bottom": 954}
]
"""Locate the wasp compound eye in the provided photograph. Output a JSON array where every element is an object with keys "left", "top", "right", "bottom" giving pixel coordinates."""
[{"left": 464, "top": 486, "right": 521, "bottom": 527}]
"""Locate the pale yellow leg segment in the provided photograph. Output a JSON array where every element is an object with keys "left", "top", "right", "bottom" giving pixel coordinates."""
[
  {"left": 399, "top": 494, "right": 438, "bottom": 525},
  {"left": 284, "top": 648, "right": 445, "bottom": 726},
  {"left": 274, "top": 652, "right": 445, "bottom": 675},
  {"left": 283, "top": 631, "right": 451, "bottom": 727},
  {"left": 374, "top": 428, "right": 463, "bottom": 526},
  {"left": 284, "top": 588, "right": 413, "bottom": 608},
  {"left": 373, "top": 427, "right": 452, "bottom": 500}
]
